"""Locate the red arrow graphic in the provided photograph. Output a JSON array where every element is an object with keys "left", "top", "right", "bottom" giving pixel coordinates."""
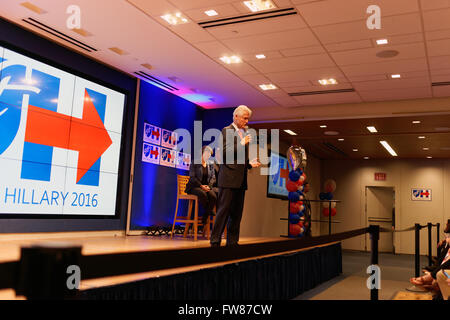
[
  {"left": 152, "top": 130, "right": 160, "bottom": 139},
  {"left": 150, "top": 149, "right": 159, "bottom": 157},
  {"left": 25, "top": 90, "right": 112, "bottom": 183}
]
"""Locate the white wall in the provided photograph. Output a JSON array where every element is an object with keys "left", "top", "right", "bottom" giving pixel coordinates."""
[{"left": 322, "top": 159, "right": 450, "bottom": 255}]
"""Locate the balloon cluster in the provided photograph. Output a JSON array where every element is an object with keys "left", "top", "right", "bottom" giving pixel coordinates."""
[
  {"left": 286, "top": 146, "right": 308, "bottom": 238},
  {"left": 319, "top": 179, "right": 337, "bottom": 217}
]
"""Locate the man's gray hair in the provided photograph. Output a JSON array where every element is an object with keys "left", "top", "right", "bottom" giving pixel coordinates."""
[{"left": 233, "top": 105, "right": 252, "bottom": 118}]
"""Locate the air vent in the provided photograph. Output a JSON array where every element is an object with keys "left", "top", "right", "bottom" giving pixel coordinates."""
[
  {"left": 288, "top": 88, "right": 355, "bottom": 97},
  {"left": 323, "top": 142, "right": 348, "bottom": 157},
  {"left": 199, "top": 8, "right": 297, "bottom": 29},
  {"left": 432, "top": 82, "right": 450, "bottom": 87},
  {"left": 134, "top": 71, "right": 179, "bottom": 91},
  {"left": 22, "top": 18, "right": 97, "bottom": 53}
]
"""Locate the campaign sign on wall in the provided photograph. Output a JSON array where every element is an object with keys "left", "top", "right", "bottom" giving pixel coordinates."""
[
  {"left": 160, "top": 147, "right": 177, "bottom": 168},
  {"left": 176, "top": 152, "right": 191, "bottom": 171},
  {"left": 0, "top": 46, "right": 125, "bottom": 216},
  {"left": 411, "top": 189, "right": 432, "bottom": 201},
  {"left": 161, "top": 129, "right": 177, "bottom": 149},
  {"left": 142, "top": 143, "right": 161, "bottom": 165},
  {"left": 143, "top": 122, "right": 161, "bottom": 146}
]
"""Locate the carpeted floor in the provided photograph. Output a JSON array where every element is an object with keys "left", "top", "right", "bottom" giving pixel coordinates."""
[{"left": 294, "top": 250, "right": 430, "bottom": 300}]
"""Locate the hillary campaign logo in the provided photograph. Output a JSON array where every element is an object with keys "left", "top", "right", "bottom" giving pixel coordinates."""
[
  {"left": 143, "top": 123, "right": 161, "bottom": 145},
  {"left": 412, "top": 189, "right": 432, "bottom": 201},
  {"left": 160, "top": 147, "right": 177, "bottom": 168},
  {"left": 0, "top": 55, "right": 111, "bottom": 186},
  {"left": 161, "top": 129, "right": 177, "bottom": 149},
  {"left": 142, "top": 143, "right": 160, "bottom": 165}
]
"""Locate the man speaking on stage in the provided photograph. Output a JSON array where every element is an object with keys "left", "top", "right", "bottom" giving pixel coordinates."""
[{"left": 210, "top": 105, "right": 260, "bottom": 247}]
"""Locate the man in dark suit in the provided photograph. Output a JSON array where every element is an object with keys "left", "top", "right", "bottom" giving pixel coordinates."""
[{"left": 210, "top": 105, "right": 260, "bottom": 247}]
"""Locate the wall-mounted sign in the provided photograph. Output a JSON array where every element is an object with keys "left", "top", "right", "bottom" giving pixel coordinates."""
[
  {"left": 374, "top": 172, "right": 386, "bottom": 181},
  {"left": 143, "top": 123, "right": 161, "bottom": 145},
  {"left": 411, "top": 188, "right": 432, "bottom": 201}
]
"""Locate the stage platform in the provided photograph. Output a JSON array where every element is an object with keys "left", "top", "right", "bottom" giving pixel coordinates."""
[{"left": 0, "top": 233, "right": 342, "bottom": 300}]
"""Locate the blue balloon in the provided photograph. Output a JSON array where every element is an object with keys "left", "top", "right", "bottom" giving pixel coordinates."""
[
  {"left": 289, "top": 214, "right": 300, "bottom": 224},
  {"left": 296, "top": 168, "right": 303, "bottom": 176},
  {"left": 297, "top": 190, "right": 304, "bottom": 196},
  {"left": 298, "top": 210, "right": 305, "bottom": 217},
  {"left": 319, "top": 192, "right": 326, "bottom": 200},
  {"left": 325, "top": 192, "right": 334, "bottom": 200},
  {"left": 289, "top": 170, "right": 300, "bottom": 182},
  {"left": 288, "top": 191, "right": 300, "bottom": 202}
]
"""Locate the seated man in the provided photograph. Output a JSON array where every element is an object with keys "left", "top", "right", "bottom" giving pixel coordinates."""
[{"left": 185, "top": 146, "right": 217, "bottom": 225}]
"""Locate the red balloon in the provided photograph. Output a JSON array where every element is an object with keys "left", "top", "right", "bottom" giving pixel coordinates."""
[
  {"left": 286, "top": 180, "right": 298, "bottom": 192},
  {"left": 331, "top": 208, "right": 337, "bottom": 216},
  {"left": 323, "top": 208, "right": 330, "bottom": 217},
  {"left": 289, "top": 223, "right": 301, "bottom": 236},
  {"left": 295, "top": 179, "right": 304, "bottom": 187},
  {"left": 290, "top": 202, "right": 300, "bottom": 214},
  {"left": 298, "top": 221, "right": 304, "bottom": 229}
]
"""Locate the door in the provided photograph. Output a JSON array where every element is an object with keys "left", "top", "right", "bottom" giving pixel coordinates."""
[{"left": 365, "top": 186, "right": 395, "bottom": 253}]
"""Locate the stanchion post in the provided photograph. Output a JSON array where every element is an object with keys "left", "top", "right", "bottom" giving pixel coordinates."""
[
  {"left": 415, "top": 224, "right": 420, "bottom": 278},
  {"left": 436, "top": 223, "right": 440, "bottom": 245},
  {"left": 328, "top": 201, "right": 332, "bottom": 235},
  {"left": 369, "top": 224, "right": 379, "bottom": 301},
  {"left": 427, "top": 223, "right": 432, "bottom": 266}
]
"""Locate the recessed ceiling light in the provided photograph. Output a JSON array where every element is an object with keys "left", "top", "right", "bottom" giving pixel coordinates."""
[
  {"left": 320, "top": 125, "right": 327, "bottom": 128},
  {"left": 284, "top": 130, "right": 297, "bottom": 136},
  {"left": 259, "top": 84, "right": 277, "bottom": 90},
  {"left": 255, "top": 54, "right": 266, "bottom": 59},
  {"left": 418, "top": 136, "right": 426, "bottom": 139},
  {"left": 324, "top": 131, "right": 339, "bottom": 136},
  {"left": 161, "top": 13, "right": 189, "bottom": 25},
  {"left": 338, "top": 138, "right": 345, "bottom": 141},
  {"left": 427, "top": 156, "right": 433, "bottom": 159},
  {"left": 376, "top": 39, "right": 388, "bottom": 45},
  {"left": 412, "top": 120, "right": 421, "bottom": 124},
  {"left": 243, "top": 0, "right": 276, "bottom": 12},
  {"left": 391, "top": 74, "right": 401, "bottom": 79},
  {"left": 20, "top": 2, "right": 46, "bottom": 14},
  {"left": 318, "top": 79, "right": 338, "bottom": 85},
  {"left": 380, "top": 141, "right": 398, "bottom": 157},
  {"left": 108, "top": 47, "right": 129, "bottom": 55},
  {"left": 367, "top": 126, "right": 378, "bottom": 133},
  {"left": 353, "top": 149, "right": 358, "bottom": 152},
  {"left": 205, "top": 10, "right": 218, "bottom": 16},
  {"left": 364, "top": 157, "right": 370, "bottom": 160},
  {"left": 220, "top": 55, "right": 242, "bottom": 64},
  {"left": 423, "top": 147, "right": 429, "bottom": 150}
]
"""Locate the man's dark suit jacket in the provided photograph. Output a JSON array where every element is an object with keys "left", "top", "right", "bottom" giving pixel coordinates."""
[
  {"left": 217, "top": 124, "right": 252, "bottom": 190},
  {"left": 185, "top": 162, "right": 216, "bottom": 194}
]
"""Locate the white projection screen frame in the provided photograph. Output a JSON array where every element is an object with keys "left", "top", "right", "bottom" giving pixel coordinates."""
[{"left": 0, "top": 44, "right": 126, "bottom": 217}]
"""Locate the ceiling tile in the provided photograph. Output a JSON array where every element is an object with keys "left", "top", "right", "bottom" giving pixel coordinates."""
[
  {"left": 352, "top": 77, "right": 431, "bottom": 91},
  {"left": 168, "top": 0, "right": 235, "bottom": 11},
  {"left": 276, "top": 80, "right": 315, "bottom": 88},
  {"left": 427, "top": 38, "right": 450, "bottom": 56},
  {"left": 359, "top": 86, "right": 432, "bottom": 102},
  {"left": 422, "top": 8, "right": 450, "bottom": 31},
  {"left": 291, "top": 91, "right": 362, "bottom": 106},
  {"left": 431, "top": 74, "right": 450, "bottom": 83},
  {"left": 312, "top": 13, "right": 423, "bottom": 44},
  {"left": 325, "top": 39, "right": 373, "bottom": 53},
  {"left": 426, "top": 28, "right": 450, "bottom": 41},
  {"left": 221, "top": 28, "right": 320, "bottom": 54},
  {"left": 184, "top": 4, "right": 241, "bottom": 22},
  {"left": 271, "top": 96, "right": 301, "bottom": 107},
  {"left": 420, "top": 0, "right": 450, "bottom": 11},
  {"left": 221, "top": 61, "right": 260, "bottom": 76},
  {"left": 170, "top": 23, "right": 216, "bottom": 43},
  {"left": 249, "top": 54, "right": 336, "bottom": 73},
  {"left": 241, "top": 51, "right": 284, "bottom": 61},
  {"left": 280, "top": 46, "right": 325, "bottom": 57},
  {"left": 127, "top": 0, "right": 177, "bottom": 16},
  {"left": 194, "top": 40, "right": 232, "bottom": 57},
  {"left": 330, "top": 42, "right": 426, "bottom": 66},
  {"left": 429, "top": 55, "right": 450, "bottom": 70},
  {"left": 340, "top": 58, "right": 428, "bottom": 77},
  {"left": 205, "top": 14, "right": 308, "bottom": 40},
  {"left": 348, "top": 74, "right": 388, "bottom": 82},
  {"left": 266, "top": 67, "right": 345, "bottom": 83},
  {"left": 285, "top": 83, "right": 353, "bottom": 94},
  {"left": 239, "top": 73, "right": 272, "bottom": 85},
  {"left": 386, "top": 33, "right": 424, "bottom": 45},
  {"left": 432, "top": 85, "right": 450, "bottom": 97},
  {"left": 296, "top": 0, "right": 418, "bottom": 27}
]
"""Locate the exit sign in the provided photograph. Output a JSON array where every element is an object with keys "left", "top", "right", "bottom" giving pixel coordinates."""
[{"left": 375, "top": 173, "right": 386, "bottom": 181}]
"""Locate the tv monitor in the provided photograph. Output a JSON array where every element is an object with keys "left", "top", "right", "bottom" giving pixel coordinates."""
[{"left": 266, "top": 152, "right": 289, "bottom": 200}]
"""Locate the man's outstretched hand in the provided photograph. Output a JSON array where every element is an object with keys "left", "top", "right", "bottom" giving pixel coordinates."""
[{"left": 250, "top": 158, "right": 261, "bottom": 168}]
